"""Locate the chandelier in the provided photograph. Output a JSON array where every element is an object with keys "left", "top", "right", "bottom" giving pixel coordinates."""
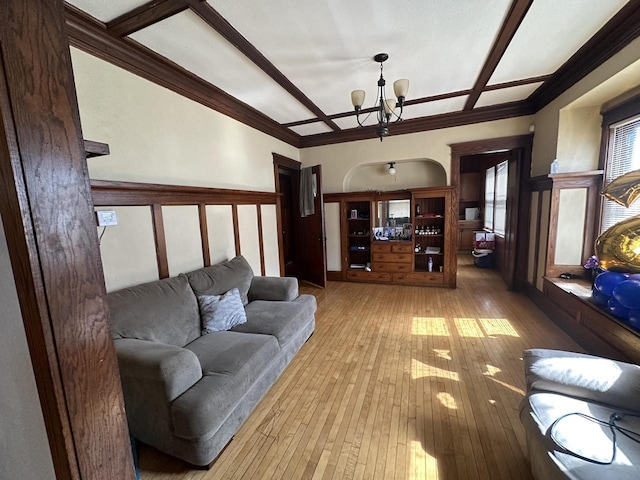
[{"left": 350, "top": 53, "right": 409, "bottom": 141}]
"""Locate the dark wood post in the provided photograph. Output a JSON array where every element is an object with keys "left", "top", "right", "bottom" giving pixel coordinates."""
[{"left": 0, "top": 1, "right": 135, "bottom": 479}]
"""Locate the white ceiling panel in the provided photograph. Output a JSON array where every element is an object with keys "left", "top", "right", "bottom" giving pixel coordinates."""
[
  {"left": 475, "top": 82, "right": 544, "bottom": 108},
  {"left": 288, "top": 122, "right": 334, "bottom": 136},
  {"left": 489, "top": 0, "right": 628, "bottom": 85},
  {"left": 130, "top": 10, "right": 315, "bottom": 124},
  {"left": 401, "top": 96, "right": 468, "bottom": 119},
  {"left": 207, "top": 0, "right": 513, "bottom": 115},
  {"left": 66, "top": 0, "right": 150, "bottom": 22}
]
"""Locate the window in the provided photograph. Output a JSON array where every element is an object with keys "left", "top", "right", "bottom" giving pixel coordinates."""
[
  {"left": 483, "top": 161, "right": 508, "bottom": 235},
  {"left": 601, "top": 114, "right": 640, "bottom": 232},
  {"left": 494, "top": 161, "right": 508, "bottom": 235},
  {"left": 484, "top": 166, "right": 495, "bottom": 230}
]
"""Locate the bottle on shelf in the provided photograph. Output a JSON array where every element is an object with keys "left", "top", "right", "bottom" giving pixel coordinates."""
[{"left": 428, "top": 256, "right": 433, "bottom": 272}]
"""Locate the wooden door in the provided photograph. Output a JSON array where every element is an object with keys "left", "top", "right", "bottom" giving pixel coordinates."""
[{"left": 299, "top": 165, "right": 327, "bottom": 287}]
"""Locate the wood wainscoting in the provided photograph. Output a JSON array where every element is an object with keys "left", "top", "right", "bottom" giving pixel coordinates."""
[
  {"left": 91, "top": 180, "right": 280, "bottom": 278},
  {"left": 137, "top": 256, "right": 581, "bottom": 480}
]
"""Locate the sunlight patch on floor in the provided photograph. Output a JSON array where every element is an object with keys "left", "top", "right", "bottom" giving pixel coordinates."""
[
  {"left": 434, "top": 349, "right": 452, "bottom": 360},
  {"left": 483, "top": 364, "right": 502, "bottom": 376},
  {"left": 409, "top": 440, "right": 438, "bottom": 479},
  {"left": 454, "top": 317, "right": 485, "bottom": 337},
  {"left": 479, "top": 317, "right": 520, "bottom": 337},
  {"left": 437, "top": 391, "right": 457, "bottom": 409},
  {"left": 412, "top": 317, "right": 449, "bottom": 336},
  {"left": 488, "top": 377, "right": 525, "bottom": 395},
  {"left": 412, "top": 359, "right": 459, "bottom": 381}
]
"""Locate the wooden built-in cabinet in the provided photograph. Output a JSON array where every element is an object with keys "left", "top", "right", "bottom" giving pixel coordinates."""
[{"left": 326, "top": 187, "right": 457, "bottom": 288}]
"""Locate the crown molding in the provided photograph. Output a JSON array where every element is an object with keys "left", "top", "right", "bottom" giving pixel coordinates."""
[
  {"left": 531, "top": 0, "right": 640, "bottom": 110},
  {"left": 64, "top": 4, "right": 301, "bottom": 147},
  {"left": 299, "top": 100, "right": 535, "bottom": 148}
]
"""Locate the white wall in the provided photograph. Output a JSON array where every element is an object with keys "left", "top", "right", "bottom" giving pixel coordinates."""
[
  {"left": 72, "top": 48, "right": 296, "bottom": 287},
  {"left": 531, "top": 37, "right": 640, "bottom": 176},
  {"left": 0, "top": 214, "right": 56, "bottom": 480},
  {"left": 301, "top": 116, "right": 534, "bottom": 193}
]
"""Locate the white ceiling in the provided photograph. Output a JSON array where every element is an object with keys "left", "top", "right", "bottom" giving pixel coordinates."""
[{"left": 66, "top": 0, "right": 633, "bottom": 139}]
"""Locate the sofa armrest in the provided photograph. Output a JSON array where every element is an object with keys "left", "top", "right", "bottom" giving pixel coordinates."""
[
  {"left": 524, "top": 348, "right": 640, "bottom": 412},
  {"left": 115, "top": 338, "right": 202, "bottom": 402},
  {"left": 248, "top": 276, "right": 298, "bottom": 302}
]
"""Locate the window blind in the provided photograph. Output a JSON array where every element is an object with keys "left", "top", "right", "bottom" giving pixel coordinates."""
[
  {"left": 601, "top": 115, "right": 640, "bottom": 232},
  {"left": 484, "top": 166, "right": 495, "bottom": 230},
  {"left": 494, "top": 161, "right": 508, "bottom": 235}
]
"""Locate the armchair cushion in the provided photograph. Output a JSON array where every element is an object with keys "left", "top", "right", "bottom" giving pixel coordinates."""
[
  {"left": 186, "top": 255, "right": 253, "bottom": 306},
  {"left": 524, "top": 349, "right": 640, "bottom": 412}
]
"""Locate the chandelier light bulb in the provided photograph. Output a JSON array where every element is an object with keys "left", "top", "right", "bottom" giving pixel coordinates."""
[{"left": 388, "top": 162, "right": 396, "bottom": 176}]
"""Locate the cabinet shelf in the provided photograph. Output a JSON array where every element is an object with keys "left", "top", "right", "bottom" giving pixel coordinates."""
[
  {"left": 348, "top": 234, "right": 370, "bottom": 238},
  {"left": 415, "top": 234, "right": 443, "bottom": 238},
  {"left": 415, "top": 252, "right": 444, "bottom": 256}
]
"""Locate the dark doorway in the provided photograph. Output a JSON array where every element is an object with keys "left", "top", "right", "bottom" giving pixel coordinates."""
[
  {"left": 278, "top": 168, "right": 300, "bottom": 278},
  {"left": 273, "top": 154, "right": 327, "bottom": 288}
]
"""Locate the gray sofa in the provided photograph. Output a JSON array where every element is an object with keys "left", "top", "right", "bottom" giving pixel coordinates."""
[
  {"left": 108, "top": 256, "right": 316, "bottom": 467},
  {"left": 520, "top": 349, "right": 640, "bottom": 480}
]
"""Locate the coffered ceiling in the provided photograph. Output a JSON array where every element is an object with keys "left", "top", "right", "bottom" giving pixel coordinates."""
[{"left": 64, "top": 0, "right": 640, "bottom": 147}]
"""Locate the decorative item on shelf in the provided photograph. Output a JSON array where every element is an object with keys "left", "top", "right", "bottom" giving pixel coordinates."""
[
  {"left": 414, "top": 245, "right": 421, "bottom": 253},
  {"left": 350, "top": 53, "right": 409, "bottom": 142},
  {"left": 388, "top": 162, "right": 396, "bottom": 176},
  {"left": 428, "top": 256, "right": 433, "bottom": 272},
  {"left": 350, "top": 209, "right": 358, "bottom": 219}
]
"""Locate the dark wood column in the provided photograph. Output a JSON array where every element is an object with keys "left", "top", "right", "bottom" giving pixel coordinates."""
[{"left": 0, "top": 1, "right": 134, "bottom": 479}]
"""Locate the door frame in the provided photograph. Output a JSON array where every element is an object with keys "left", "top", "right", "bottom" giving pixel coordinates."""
[
  {"left": 273, "top": 153, "right": 302, "bottom": 276},
  {"left": 450, "top": 134, "right": 534, "bottom": 290}
]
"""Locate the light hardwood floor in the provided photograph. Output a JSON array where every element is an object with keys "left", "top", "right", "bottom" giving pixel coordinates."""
[{"left": 138, "top": 256, "right": 581, "bottom": 479}]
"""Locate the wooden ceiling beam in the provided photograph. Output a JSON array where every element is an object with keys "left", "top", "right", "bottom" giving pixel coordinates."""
[
  {"left": 300, "top": 100, "right": 535, "bottom": 148},
  {"left": 64, "top": 4, "right": 300, "bottom": 147},
  {"left": 531, "top": 0, "right": 640, "bottom": 110},
  {"left": 464, "top": 0, "right": 533, "bottom": 111},
  {"left": 106, "top": 0, "right": 190, "bottom": 37},
  {"left": 188, "top": 0, "right": 341, "bottom": 132}
]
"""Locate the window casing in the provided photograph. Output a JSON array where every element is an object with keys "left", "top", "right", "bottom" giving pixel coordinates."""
[
  {"left": 483, "top": 161, "right": 508, "bottom": 235},
  {"left": 484, "top": 166, "right": 495, "bottom": 230}
]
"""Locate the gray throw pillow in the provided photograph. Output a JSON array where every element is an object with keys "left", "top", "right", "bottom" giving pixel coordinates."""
[{"left": 198, "top": 288, "right": 247, "bottom": 334}]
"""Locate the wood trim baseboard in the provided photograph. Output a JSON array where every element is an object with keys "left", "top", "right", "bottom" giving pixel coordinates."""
[{"left": 326, "top": 271, "right": 344, "bottom": 282}]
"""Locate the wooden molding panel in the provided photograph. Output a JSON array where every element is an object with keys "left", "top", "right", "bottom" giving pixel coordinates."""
[
  {"left": 64, "top": 4, "right": 301, "bottom": 147},
  {"left": 107, "top": 0, "right": 189, "bottom": 37},
  {"left": 0, "top": 0, "right": 135, "bottom": 478},
  {"left": 91, "top": 179, "right": 279, "bottom": 206}
]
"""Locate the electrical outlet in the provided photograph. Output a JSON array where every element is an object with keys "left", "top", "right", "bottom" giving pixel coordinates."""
[{"left": 96, "top": 210, "right": 118, "bottom": 227}]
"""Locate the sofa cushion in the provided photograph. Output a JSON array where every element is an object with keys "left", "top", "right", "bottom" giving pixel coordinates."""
[
  {"left": 198, "top": 288, "right": 247, "bottom": 334},
  {"left": 234, "top": 294, "right": 316, "bottom": 347},
  {"left": 108, "top": 274, "right": 200, "bottom": 347},
  {"left": 186, "top": 256, "right": 253, "bottom": 306},
  {"left": 521, "top": 391, "right": 640, "bottom": 479},
  {"left": 172, "top": 331, "right": 279, "bottom": 439}
]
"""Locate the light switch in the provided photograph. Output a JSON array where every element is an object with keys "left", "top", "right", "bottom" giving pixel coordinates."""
[{"left": 96, "top": 210, "right": 118, "bottom": 227}]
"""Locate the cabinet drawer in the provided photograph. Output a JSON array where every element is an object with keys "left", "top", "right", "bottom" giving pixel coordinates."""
[
  {"left": 373, "top": 263, "right": 412, "bottom": 273},
  {"left": 372, "top": 253, "right": 412, "bottom": 263},
  {"left": 372, "top": 243, "right": 391, "bottom": 253},
  {"left": 393, "top": 272, "right": 444, "bottom": 285},
  {"left": 346, "top": 270, "right": 391, "bottom": 282},
  {"left": 391, "top": 243, "right": 413, "bottom": 253}
]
